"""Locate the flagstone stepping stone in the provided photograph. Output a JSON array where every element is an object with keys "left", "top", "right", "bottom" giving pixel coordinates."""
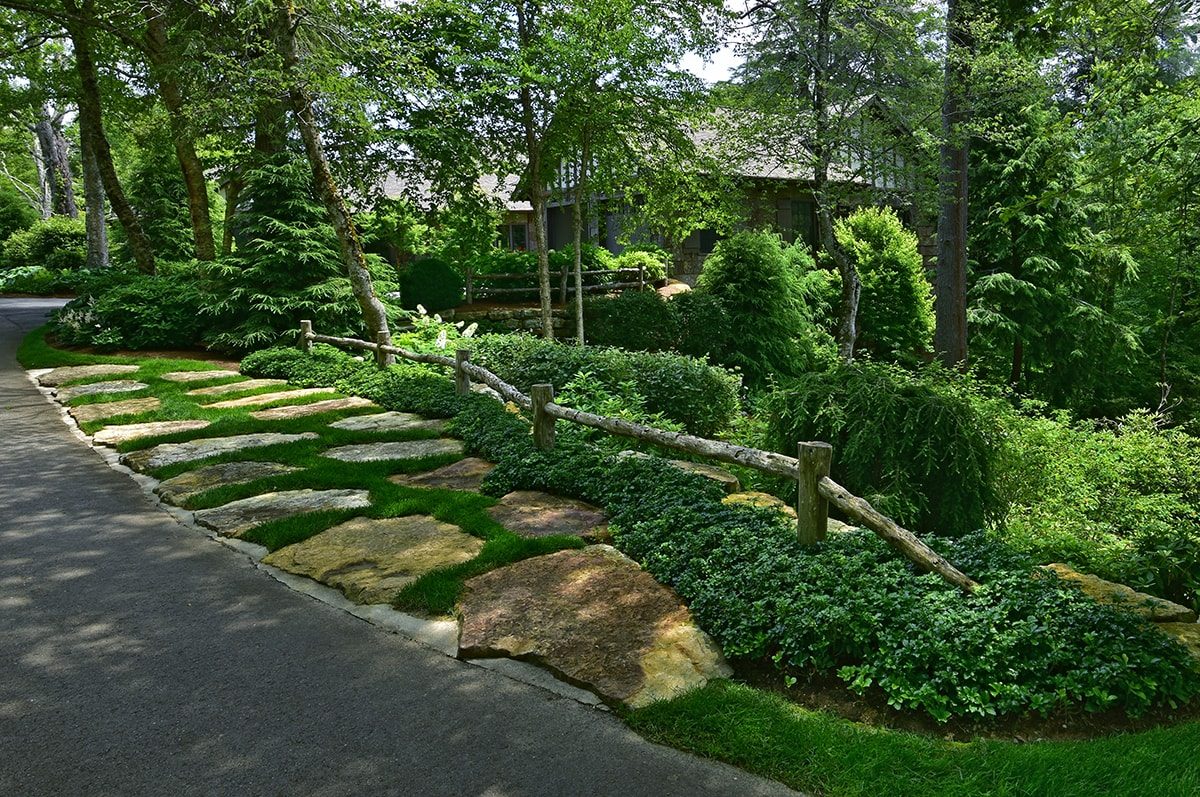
[
  {"left": 668, "top": 460, "right": 740, "bottom": 493},
  {"left": 68, "top": 397, "right": 161, "bottom": 424},
  {"left": 121, "top": 432, "right": 319, "bottom": 471},
  {"left": 1157, "top": 623, "right": 1200, "bottom": 663},
  {"left": 250, "top": 396, "right": 377, "bottom": 421},
  {"left": 92, "top": 420, "right": 211, "bottom": 446},
  {"left": 487, "top": 490, "right": 608, "bottom": 540},
  {"left": 458, "top": 545, "right": 731, "bottom": 708},
  {"left": 160, "top": 369, "right": 241, "bottom": 382},
  {"left": 205, "top": 388, "right": 333, "bottom": 409},
  {"left": 193, "top": 489, "right": 372, "bottom": 538},
  {"left": 155, "top": 460, "right": 303, "bottom": 505},
  {"left": 187, "top": 378, "right": 286, "bottom": 397},
  {"left": 328, "top": 411, "right": 447, "bottom": 434},
  {"left": 1041, "top": 563, "right": 1198, "bottom": 623},
  {"left": 323, "top": 439, "right": 464, "bottom": 463},
  {"left": 263, "top": 515, "right": 484, "bottom": 604},
  {"left": 37, "top": 364, "right": 138, "bottom": 387},
  {"left": 723, "top": 490, "right": 795, "bottom": 516},
  {"left": 389, "top": 457, "right": 495, "bottom": 492},
  {"left": 56, "top": 380, "right": 150, "bottom": 402}
]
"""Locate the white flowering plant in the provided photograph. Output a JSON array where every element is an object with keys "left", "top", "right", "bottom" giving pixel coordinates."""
[{"left": 393, "top": 304, "right": 478, "bottom": 354}]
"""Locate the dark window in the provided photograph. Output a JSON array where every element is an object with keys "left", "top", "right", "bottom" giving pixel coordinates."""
[
  {"left": 499, "top": 223, "right": 527, "bottom": 251},
  {"left": 696, "top": 228, "right": 718, "bottom": 254},
  {"left": 791, "top": 200, "right": 815, "bottom": 246}
]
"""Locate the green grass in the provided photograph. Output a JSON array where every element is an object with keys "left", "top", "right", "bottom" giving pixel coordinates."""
[{"left": 625, "top": 682, "right": 1200, "bottom": 797}]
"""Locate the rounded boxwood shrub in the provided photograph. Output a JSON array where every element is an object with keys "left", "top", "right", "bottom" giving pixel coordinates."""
[
  {"left": 470, "top": 332, "right": 742, "bottom": 437},
  {"left": 582, "top": 291, "right": 679, "bottom": 352},
  {"left": 765, "top": 361, "right": 1006, "bottom": 536},
  {"left": 400, "top": 257, "right": 464, "bottom": 312},
  {"left": 3, "top": 216, "right": 88, "bottom": 271}
]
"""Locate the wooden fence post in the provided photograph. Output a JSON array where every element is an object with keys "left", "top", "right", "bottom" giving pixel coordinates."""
[
  {"left": 637, "top": 264, "right": 645, "bottom": 291},
  {"left": 559, "top": 267, "right": 569, "bottom": 304},
  {"left": 531, "top": 383, "right": 556, "bottom": 450},
  {"left": 797, "top": 441, "right": 833, "bottom": 545},
  {"left": 374, "top": 330, "right": 394, "bottom": 368},
  {"left": 299, "top": 320, "right": 313, "bottom": 354},
  {"left": 455, "top": 349, "right": 472, "bottom": 395}
]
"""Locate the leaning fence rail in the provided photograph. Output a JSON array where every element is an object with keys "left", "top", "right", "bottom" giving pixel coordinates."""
[
  {"left": 298, "top": 321, "right": 978, "bottom": 593},
  {"left": 465, "top": 264, "right": 647, "bottom": 304}
]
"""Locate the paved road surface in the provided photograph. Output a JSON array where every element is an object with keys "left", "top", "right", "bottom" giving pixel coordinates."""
[{"left": 0, "top": 298, "right": 795, "bottom": 797}]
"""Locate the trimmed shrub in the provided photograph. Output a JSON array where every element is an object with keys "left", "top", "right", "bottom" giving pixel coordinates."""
[
  {"left": 52, "top": 270, "right": 206, "bottom": 349},
  {"left": 765, "top": 362, "right": 1005, "bottom": 536},
  {"left": 0, "top": 184, "right": 36, "bottom": 244},
  {"left": 549, "top": 243, "right": 615, "bottom": 273},
  {"left": 400, "top": 257, "right": 464, "bottom": 312},
  {"left": 470, "top": 333, "right": 741, "bottom": 436},
  {"left": 582, "top": 291, "right": 679, "bottom": 352},
  {"left": 3, "top": 216, "right": 88, "bottom": 271},
  {"left": 834, "top": 207, "right": 933, "bottom": 362},
  {"left": 613, "top": 249, "right": 667, "bottom": 282},
  {"left": 464, "top": 249, "right": 538, "bottom": 275},
  {"left": 697, "top": 230, "right": 829, "bottom": 385},
  {"left": 672, "top": 291, "right": 732, "bottom": 361},
  {"left": 0, "top": 266, "right": 75, "bottom": 295}
]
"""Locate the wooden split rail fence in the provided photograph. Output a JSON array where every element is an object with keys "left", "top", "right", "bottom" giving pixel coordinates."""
[
  {"left": 465, "top": 264, "right": 647, "bottom": 305},
  {"left": 299, "top": 321, "right": 979, "bottom": 593}
]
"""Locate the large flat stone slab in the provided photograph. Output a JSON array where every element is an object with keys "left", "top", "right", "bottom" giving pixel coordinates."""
[
  {"left": 389, "top": 458, "right": 495, "bottom": 492},
  {"left": 1158, "top": 623, "right": 1200, "bottom": 663},
  {"left": 458, "top": 545, "right": 731, "bottom": 708},
  {"left": 250, "top": 397, "right": 377, "bottom": 421},
  {"left": 68, "top": 397, "right": 161, "bottom": 424},
  {"left": 323, "top": 439, "right": 464, "bottom": 463},
  {"left": 155, "top": 460, "right": 303, "bottom": 505},
  {"left": 93, "top": 420, "right": 211, "bottom": 446},
  {"left": 263, "top": 516, "right": 484, "bottom": 604},
  {"left": 1042, "top": 563, "right": 1198, "bottom": 623},
  {"left": 186, "top": 378, "right": 286, "bottom": 397},
  {"left": 328, "top": 411, "right": 447, "bottom": 434},
  {"left": 56, "top": 380, "right": 149, "bottom": 402},
  {"left": 193, "top": 489, "right": 372, "bottom": 538},
  {"left": 160, "top": 369, "right": 241, "bottom": 382},
  {"left": 37, "top": 364, "right": 138, "bottom": 387},
  {"left": 205, "top": 388, "right": 332, "bottom": 409},
  {"left": 121, "top": 432, "right": 319, "bottom": 471},
  {"left": 669, "top": 460, "right": 740, "bottom": 493},
  {"left": 487, "top": 491, "right": 608, "bottom": 539}
]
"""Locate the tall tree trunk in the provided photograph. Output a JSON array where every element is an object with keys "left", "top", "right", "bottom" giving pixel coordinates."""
[
  {"left": 223, "top": 100, "right": 289, "bottom": 254},
  {"left": 221, "top": 177, "right": 241, "bottom": 256},
  {"left": 572, "top": 135, "right": 589, "bottom": 345},
  {"left": 516, "top": 0, "right": 554, "bottom": 340},
  {"left": 144, "top": 9, "right": 215, "bottom": 261},
  {"left": 934, "top": 0, "right": 971, "bottom": 366},
  {"left": 813, "top": 1, "right": 859, "bottom": 361},
  {"left": 80, "top": 129, "right": 109, "bottom": 268},
  {"left": 275, "top": 0, "right": 391, "bottom": 350},
  {"left": 65, "top": 0, "right": 156, "bottom": 274},
  {"left": 30, "top": 131, "right": 52, "bottom": 219},
  {"left": 32, "top": 106, "right": 77, "bottom": 218}
]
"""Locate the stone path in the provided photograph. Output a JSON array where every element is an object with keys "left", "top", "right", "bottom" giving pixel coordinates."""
[
  {"left": 68, "top": 396, "right": 161, "bottom": 424},
  {"left": 93, "top": 420, "right": 212, "bottom": 446},
  {"left": 488, "top": 490, "right": 610, "bottom": 540},
  {"left": 389, "top": 457, "right": 495, "bottom": 491},
  {"left": 155, "top": 460, "right": 302, "bottom": 504},
  {"left": 160, "top": 369, "right": 241, "bottom": 382},
  {"left": 186, "top": 377, "right": 288, "bottom": 396},
  {"left": 56, "top": 379, "right": 149, "bottom": 401},
  {"left": 263, "top": 516, "right": 484, "bottom": 604},
  {"left": 193, "top": 488, "right": 373, "bottom": 538},
  {"left": 205, "top": 387, "right": 333, "bottom": 409},
  {"left": 122, "top": 432, "right": 319, "bottom": 471},
  {"left": 323, "top": 438, "right": 464, "bottom": 462},
  {"left": 250, "top": 396, "right": 376, "bottom": 420},
  {"left": 458, "top": 545, "right": 731, "bottom": 708},
  {"left": 330, "top": 410, "right": 447, "bottom": 434},
  {"left": 36, "top": 363, "right": 139, "bottom": 386}
]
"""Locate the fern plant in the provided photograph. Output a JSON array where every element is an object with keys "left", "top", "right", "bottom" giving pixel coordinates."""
[{"left": 202, "top": 158, "right": 399, "bottom": 350}]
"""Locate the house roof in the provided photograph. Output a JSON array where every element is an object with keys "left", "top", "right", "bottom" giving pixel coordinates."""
[{"left": 380, "top": 172, "right": 531, "bottom": 213}]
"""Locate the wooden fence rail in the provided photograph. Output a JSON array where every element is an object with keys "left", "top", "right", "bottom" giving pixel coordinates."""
[
  {"left": 299, "top": 321, "right": 978, "bottom": 593},
  {"left": 466, "top": 264, "right": 646, "bottom": 304}
]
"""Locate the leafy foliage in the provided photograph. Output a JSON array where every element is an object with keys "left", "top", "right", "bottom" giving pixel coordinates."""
[
  {"left": 52, "top": 270, "right": 206, "bottom": 349},
  {"left": 2, "top": 216, "right": 87, "bottom": 271},
  {"left": 202, "top": 159, "right": 399, "bottom": 350},
  {"left": 697, "top": 230, "right": 833, "bottom": 385},
  {"left": 470, "top": 332, "right": 742, "bottom": 436},
  {"left": 0, "top": 183, "right": 36, "bottom": 243},
  {"left": 833, "top": 207, "right": 933, "bottom": 363},
  {"left": 765, "top": 362, "right": 1005, "bottom": 536},
  {"left": 399, "top": 257, "right": 464, "bottom": 312}
]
